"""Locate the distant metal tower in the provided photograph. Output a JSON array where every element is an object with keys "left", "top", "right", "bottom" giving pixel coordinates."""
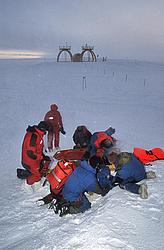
[
  {"left": 81, "top": 44, "right": 97, "bottom": 62},
  {"left": 57, "top": 45, "right": 73, "bottom": 62}
]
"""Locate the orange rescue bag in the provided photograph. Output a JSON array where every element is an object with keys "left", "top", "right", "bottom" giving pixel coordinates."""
[
  {"left": 46, "top": 160, "right": 76, "bottom": 194},
  {"left": 133, "top": 147, "right": 164, "bottom": 164}
]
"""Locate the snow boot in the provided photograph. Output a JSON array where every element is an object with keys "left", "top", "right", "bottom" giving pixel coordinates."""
[
  {"left": 146, "top": 171, "right": 156, "bottom": 179},
  {"left": 17, "top": 168, "right": 31, "bottom": 179},
  {"left": 138, "top": 183, "right": 148, "bottom": 199}
]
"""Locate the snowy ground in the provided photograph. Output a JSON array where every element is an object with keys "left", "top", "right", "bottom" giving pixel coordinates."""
[{"left": 0, "top": 58, "right": 164, "bottom": 250}]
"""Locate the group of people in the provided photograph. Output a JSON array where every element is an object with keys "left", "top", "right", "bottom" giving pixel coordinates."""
[
  {"left": 17, "top": 103, "right": 163, "bottom": 217},
  {"left": 17, "top": 104, "right": 66, "bottom": 185}
]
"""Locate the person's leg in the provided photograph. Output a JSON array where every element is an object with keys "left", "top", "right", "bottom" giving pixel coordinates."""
[
  {"left": 26, "top": 173, "right": 41, "bottom": 185},
  {"left": 26, "top": 164, "right": 41, "bottom": 185},
  {"left": 124, "top": 182, "right": 148, "bottom": 199},
  {"left": 54, "top": 129, "right": 60, "bottom": 148},
  {"left": 48, "top": 131, "right": 53, "bottom": 150},
  {"left": 69, "top": 194, "right": 91, "bottom": 214},
  {"left": 124, "top": 183, "right": 140, "bottom": 194}
]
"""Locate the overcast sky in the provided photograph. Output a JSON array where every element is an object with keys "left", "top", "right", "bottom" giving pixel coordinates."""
[{"left": 0, "top": 0, "right": 164, "bottom": 61}]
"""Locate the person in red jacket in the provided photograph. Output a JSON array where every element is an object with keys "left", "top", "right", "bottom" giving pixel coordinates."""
[
  {"left": 83, "top": 127, "right": 116, "bottom": 160},
  {"left": 44, "top": 104, "right": 66, "bottom": 151},
  {"left": 17, "top": 121, "right": 51, "bottom": 185}
]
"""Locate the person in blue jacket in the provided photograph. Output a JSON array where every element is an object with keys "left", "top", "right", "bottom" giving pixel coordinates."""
[
  {"left": 107, "top": 150, "right": 156, "bottom": 199},
  {"left": 50, "top": 156, "right": 113, "bottom": 216}
]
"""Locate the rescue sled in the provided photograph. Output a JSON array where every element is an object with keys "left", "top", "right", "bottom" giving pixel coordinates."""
[
  {"left": 53, "top": 148, "right": 87, "bottom": 161},
  {"left": 53, "top": 148, "right": 104, "bottom": 161}
]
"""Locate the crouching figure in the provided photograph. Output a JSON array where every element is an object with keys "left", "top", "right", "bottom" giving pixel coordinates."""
[
  {"left": 107, "top": 149, "right": 156, "bottom": 199},
  {"left": 17, "top": 121, "right": 51, "bottom": 185},
  {"left": 37, "top": 156, "right": 113, "bottom": 217}
]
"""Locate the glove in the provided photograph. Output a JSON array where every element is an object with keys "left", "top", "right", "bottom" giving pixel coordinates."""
[
  {"left": 60, "top": 128, "right": 66, "bottom": 135},
  {"left": 58, "top": 204, "right": 70, "bottom": 217},
  {"left": 107, "top": 127, "right": 115, "bottom": 136},
  {"left": 36, "top": 199, "right": 45, "bottom": 206},
  {"left": 36, "top": 193, "right": 55, "bottom": 206},
  {"left": 49, "top": 200, "right": 70, "bottom": 217},
  {"left": 36, "top": 197, "right": 50, "bottom": 206},
  {"left": 43, "top": 154, "right": 51, "bottom": 161}
]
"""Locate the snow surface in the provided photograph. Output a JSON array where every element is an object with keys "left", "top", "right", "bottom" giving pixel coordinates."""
[{"left": 0, "top": 59, "right": 164, "bottom": 250}]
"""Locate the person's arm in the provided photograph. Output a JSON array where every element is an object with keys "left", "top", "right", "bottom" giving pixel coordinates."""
[{"left": 58, "top": 113, "right": 66, "bottom": 134}]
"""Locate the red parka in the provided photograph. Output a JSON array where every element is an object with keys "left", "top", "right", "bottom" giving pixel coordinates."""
[
  {"left": 44, "top": 104, "right": 63, "bottom": 131},
  {"left": 22, "top": 126, "right": 45, "bottom": 184},
  {"left": 44, "top": 104, "right": 64, "bottom": 149},
  {"left": 94, "top": 132, "right": 113, "bottom": 149},
  {"left": 89, "top": 131, "right": 114, "bottom": 158}
]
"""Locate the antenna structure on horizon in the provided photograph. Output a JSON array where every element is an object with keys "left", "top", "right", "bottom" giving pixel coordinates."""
[
  {"left": 57, "top": 43, "right": 73, "bottom": 62},
  {"left": 81, "top": 44, "right": 97, "bottom": 62},
  {"left": 56, "top": 43, "right": 97, "bottom": 62}
]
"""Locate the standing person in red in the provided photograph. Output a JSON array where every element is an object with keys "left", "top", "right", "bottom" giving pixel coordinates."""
[
  {"left": 44, "top": 104, "right": 66, "bottom": 151},
  {"left": 17, "top": 121, "right": 51, "bottom": 185}
]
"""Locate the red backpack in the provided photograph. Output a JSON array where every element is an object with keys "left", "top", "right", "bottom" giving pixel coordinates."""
[
  {"left": 133, "top": 147, "right": 164, "bottom": 164},
  {"left": 46, "top": 160, "right": 76, "bottom": 194}
]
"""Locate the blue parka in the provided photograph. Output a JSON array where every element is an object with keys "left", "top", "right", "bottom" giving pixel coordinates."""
[
  {"left": 62, "top": 160, "right": 102, "bottom": 213},
  {"left": 115, "top": 154, "right": 146, "bottom": 194}
]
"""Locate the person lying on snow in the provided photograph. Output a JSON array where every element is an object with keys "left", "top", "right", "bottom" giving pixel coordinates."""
[
  {"left": 17, "top": 121, "right": 51, "bottom": 185},
  {"left": 37, "top": 156, "right": 113, "bottom": 217},
  {"left": 83, "top": 126, "right": 116, "bottom": 160},
  {"left": 106, "top": 148, "right": 157, "bottom": 199},
  {"left": 72, "top": 125, "right": 92, "bottom": 149}
]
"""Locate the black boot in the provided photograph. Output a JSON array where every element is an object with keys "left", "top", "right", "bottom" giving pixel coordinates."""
[{"left": 17, "top": 168, "right": 31, "bottom": 179}]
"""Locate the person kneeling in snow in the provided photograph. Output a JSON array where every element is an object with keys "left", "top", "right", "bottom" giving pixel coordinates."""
[
  {"left": 17, "top": 121, "right": 51, "bottom": 185},
  {"left": 39, "top": 156, "right": 113, "bottom": 217},
  {"left": 107, "top": 149, "right": 156, "bottom": 199}
]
